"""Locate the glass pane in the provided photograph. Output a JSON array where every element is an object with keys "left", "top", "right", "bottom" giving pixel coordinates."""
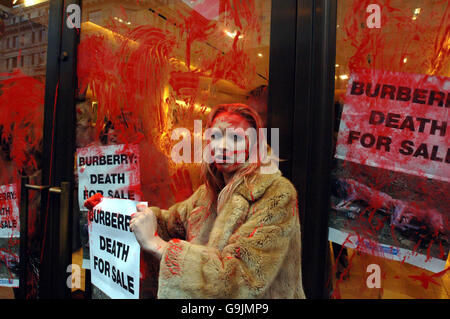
[
  {"left": 75, "top": 0, "right": 271, "bottom": 298},
  {"left": 329, "top": 0, "right": 450, "bottom": 298},
  {"left": 0, "top": 0, "right": 49, "bottom": 298}
]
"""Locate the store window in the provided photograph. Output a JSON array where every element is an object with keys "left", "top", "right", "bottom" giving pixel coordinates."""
[
  {"left": 328, "top": 0, "right": 449, "bottom": 298},
  {"left": 75, "top": 0, "right": 271, "bottom": 298},
  {"left": 0, "top": 0, "right": 49, "bottom": 299}
]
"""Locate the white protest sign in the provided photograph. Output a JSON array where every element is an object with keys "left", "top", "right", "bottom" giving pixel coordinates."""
[
  {"left": 0, "top": 184, "right": 20, "bottom": 238},
  {"left": 77, "top": 144, "right": 142, "bottom": 211},
  {"left": 88, "top": 197, "right": 145, "bottom": 299}
]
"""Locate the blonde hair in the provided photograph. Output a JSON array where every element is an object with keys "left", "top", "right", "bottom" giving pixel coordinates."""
[{"left": 201, "top": 103, "right": 272, "bottom": 211}]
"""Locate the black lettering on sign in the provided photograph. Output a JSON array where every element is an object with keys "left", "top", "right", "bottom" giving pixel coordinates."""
[
  {"left": 0, "top": 207, "right": 11, "bottom": 216},
  {"left": 107, "top": 190, "right": 135, "bottom": 200},
  {"left": 93, "top": 256, "right": 135, "bottom": 294},
  {"left": 350, "top": 81, "right": 364, "bottom": 95},
  {"left": 366, "top": 111, "right": 447, "bottom": 136},
  {"left": 90, "top": 173, "right": 126, "bottom": 184},
  {"left": 0, "top": 192, "right": 17, "bottom": 201},
  {"left": 365, "top": 83, "right": 381, "bottom": 97},
  {"left": 396, "top": 86, "right": 411, "bottom": 101},
  {"left": 347, "top": 131, "right": 392, "bottom": 152},
  {"left": 0, "top": 220, "right": 17, "bottom": 229},
  {"left": 380, "top": 84, "right": 396, "bottom": 100},
  {"left": 111, "top": 266, "right": 135, "bottom": 294},
  {"left": 369, "top": 111, "right": 385, "bottom": 125},
  {"left": 92, "top": 209, "right": 132, "bottom": 232},
  {"left": 99, "top": 235, "right": 130, "bottom": 262},
  {"left": 385, "top": 113, "right": 401, "bottom": 129},
  {"left": 398, "top": 141, "right": 450, "bottom": 164},
  {"left": 348, "top": 81, "right": 449, "bottom": 108},
  {"left": 399, "top": 116, "right": 415, "bottom": 131},
  {"left": 78, "top": 154, "right": 137, "bottom": 167},
  {"left": 83, "top": 189, "right": 104, "bottom": 200},
  {"left": 399, "top": 140, "right": 414, "bottom": 156},
  {"left": 413, "top": 88, "right": 427, "bottom": 104}
]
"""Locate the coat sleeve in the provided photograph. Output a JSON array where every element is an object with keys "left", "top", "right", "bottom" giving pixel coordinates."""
[
  {"left": 157, "top": 178, "right": 299, "bottom": 298},
  {"left": 150, "top": 185, "right": 206, "bottom": 241}
]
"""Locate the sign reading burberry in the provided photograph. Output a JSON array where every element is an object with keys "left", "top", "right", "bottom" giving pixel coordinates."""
[
  {"left": 336, "top": 69, "right": 450, "bottom": 182},
  {"left": 88, "top": 197, "right": 145, "bottom": 299},
  {"left": 77, "top": 144, "right": 142, "bottom": 210},
  {"left": 0, "top": 184, "right": 19, "bottom": 238}
]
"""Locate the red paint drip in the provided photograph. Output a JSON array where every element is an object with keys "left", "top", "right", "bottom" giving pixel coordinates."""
[
  {"left": 84, "top": 192, "right": 103, "bottom": 210},
  {"left": 408, "top": 267, "right": 450, "bottom": 289},
  {"left": 248, "top": 223, "right": 263, "bottom": 238},
  {"left": 0, "top": 70, "right": 44, "bottom": 172}
]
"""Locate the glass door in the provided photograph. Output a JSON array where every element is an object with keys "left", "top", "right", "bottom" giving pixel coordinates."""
[
  {"left": 329, "top": 0, "right": 450, "bottom": 299},
  {"left": 0, "top": 0, "right": 50, "bottom": 299},
  {"left": 73, "top": 0, "right": 272, "bottom": 298}
]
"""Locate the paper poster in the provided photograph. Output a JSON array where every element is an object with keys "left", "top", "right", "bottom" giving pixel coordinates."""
[
  {"left": 88, "top": 197, "right": 145, "bottom": 299},
  {"left": 0, "top": 184, "right": 20, "bottom": 287},
  {"left": 335, "top": 69, "right": 449, "bottom": 183},
  {"left": 77, "top": 144, "right": 142, "bottom": 211},
  {"left": 330, "top": 69, "right": 450, "bottom": 273},
  {"left": 0, "top": 184, "right": 19, "bottom": 238}
]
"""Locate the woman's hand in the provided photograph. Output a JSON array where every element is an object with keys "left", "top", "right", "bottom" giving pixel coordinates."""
[{"left": 130, "top": 204, "right": 169, "bottom": 259}]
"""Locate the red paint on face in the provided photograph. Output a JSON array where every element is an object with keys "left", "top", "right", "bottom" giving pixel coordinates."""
[{"left": 210, "top": 112, "right": 252, "bottom": 175}]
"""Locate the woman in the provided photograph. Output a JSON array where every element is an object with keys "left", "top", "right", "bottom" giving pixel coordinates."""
[{"left": 90, "top": 104, "right": 306, "bottom": 298}]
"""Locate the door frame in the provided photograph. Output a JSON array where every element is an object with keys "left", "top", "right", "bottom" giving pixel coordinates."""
[
  {"left": 35, "top": 0, "right": 336, "bottom": 299},
  {"left": 268, "top": 0, "right": 337, "bottom": 298},
  {"left": 37, "top": 0, "right": 79, "bottom": 299}
]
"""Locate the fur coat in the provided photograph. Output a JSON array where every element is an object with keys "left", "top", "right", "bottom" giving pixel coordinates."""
[{"left": 151, "top": 169, "right": 306, "bottom": 299}]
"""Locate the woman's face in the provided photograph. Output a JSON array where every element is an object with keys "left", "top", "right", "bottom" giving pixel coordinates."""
[{"left": 210, "top": 112, "right": 252, "bottom": 175}]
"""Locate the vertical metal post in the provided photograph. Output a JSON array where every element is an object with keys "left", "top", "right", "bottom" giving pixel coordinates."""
[
  {"left": 58, "top": 182, "right": 73, "bottom": 298},
  {"left": 40, "top": 0, "right": 77, "bottom": 298},
  {"left": 268, "top": 0, "right": 298, "bottom": 180},
  {"left": 18, "top": 176, "right": 30, "bottom": 299},
  {"left": 40, "top": 0, "right": 64, "bottom": 299},
  {"left": 292, "top": 0, "right": 337, "bottom": 298},
  {"left": 85, "top": 269, "right": 92, "bottom": 299}
]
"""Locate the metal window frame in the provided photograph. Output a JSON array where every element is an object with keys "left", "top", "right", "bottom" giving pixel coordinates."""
[
  {"left": 268, "top": 0, "right": 337, "bottom": 298},
  {"left": 37, "top": 0, "right": 78, "bottom": 299}
]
